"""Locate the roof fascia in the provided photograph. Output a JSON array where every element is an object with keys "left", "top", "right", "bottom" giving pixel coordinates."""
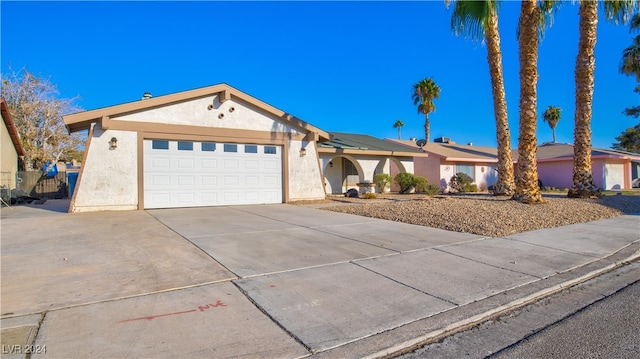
[
  {"left": 443, "top": 157, "right": 497, "bottom": 163},
  {"left": 1, "top": 98, "right": 26, "bottom": 156},
  {"left": 63, "top": 84, "right": 330, "bottom": 141},
  {"left": 317, "top": 147, "right": 428, "bottom": 157}
]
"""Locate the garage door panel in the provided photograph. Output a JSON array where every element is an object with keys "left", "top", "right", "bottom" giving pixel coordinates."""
[
  {"left": 245, "top": 160, "right": 259, "bottom": 170},
  {"left": 202, "top": 159, "right": 217, "bottom": 168},
  {"left": 264, "top": 160, "right": 279, "bottom": 170},
  {"left": 144, "top": 140, "right": 282, "bottom": 209},
  {"left": 201, "top": 176, "right": 217, "bottom": 186},
  {"left": 178, "top": 176, "right": 195, "bottom": 186},
  {"left": 151, "top": 157, "right": 171, "bottom": 169},
  {"left": 178, "top": 158, "right": 195, "bottom": 169}
]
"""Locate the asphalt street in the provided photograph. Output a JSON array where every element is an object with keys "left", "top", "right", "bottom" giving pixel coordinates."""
[{"left": 398, "top": 260, "right": 640, "bottom": 359}]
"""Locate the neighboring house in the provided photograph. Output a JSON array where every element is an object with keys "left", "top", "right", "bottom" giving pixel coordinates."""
[
  {"left": 520, "top": 143, "right": 640, "bottom": 190},
  {"left": 388, "top": 137, "right": 498, "bottom": 191},
  {"left": 1, "top": 98, "right": 26, "bottom": 191},
  {"left": 63, "top": 84, "right": 330, "bottom": 212},
  {"left": 318, "top": 132, "right": 425, "bottom": 194}
]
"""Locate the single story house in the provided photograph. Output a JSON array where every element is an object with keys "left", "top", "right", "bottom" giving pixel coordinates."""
[
  {"left": 318, "top": 132, "right": 425, "bottom": 194},
  {"left": 1, "top": 98, "right": 26, "bottom": 192},
  {"left": 387, "top": 137, "right": 499, "bottom": 191},
  {"left": 63, "top": 84, "right": 331, "bottom": 212},
  {"left": 522, "top": 143, "right": 640, "bottom": 190}
]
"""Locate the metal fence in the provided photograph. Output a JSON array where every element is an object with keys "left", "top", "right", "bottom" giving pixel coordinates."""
[{"left": 16, "top": 171, "right": 69, "bottom": 199}]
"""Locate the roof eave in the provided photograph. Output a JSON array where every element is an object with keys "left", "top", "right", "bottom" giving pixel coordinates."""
[
  {"left": 1, "top": 98, "right": 26, "bottom": 156},
  {"left": 63, "top": 83, "right": 331, "bottom": 141},
  {"left": 317, "top": 147, "right": 428, "bottom": 157}
]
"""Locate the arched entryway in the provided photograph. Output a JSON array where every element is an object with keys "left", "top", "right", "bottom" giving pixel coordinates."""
[{"left": 323, "top": 156, "right": 364, "bottom": 194}]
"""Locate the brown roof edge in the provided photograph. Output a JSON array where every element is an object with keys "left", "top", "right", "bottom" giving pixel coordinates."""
[
  {"left": 63, "top": 83, "right": 331, "bottom": 141},
  {"left": 1, "top": 98, "right": 26, "bottom": 156}
]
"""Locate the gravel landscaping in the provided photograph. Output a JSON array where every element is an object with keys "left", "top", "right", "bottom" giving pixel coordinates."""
[{"left": 296, "top": 193, "right": 640, "bottom": 237}]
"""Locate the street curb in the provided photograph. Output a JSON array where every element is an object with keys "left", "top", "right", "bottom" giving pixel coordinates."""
[{"left": 362, "top": 248, "right": 640, "bottom": 359}]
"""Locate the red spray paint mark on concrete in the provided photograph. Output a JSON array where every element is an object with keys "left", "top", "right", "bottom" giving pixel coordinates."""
[{"left": 118, "top": 300, "right": 226, "bottom": 323}]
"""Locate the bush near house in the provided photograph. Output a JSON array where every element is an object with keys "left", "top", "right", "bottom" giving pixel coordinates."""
[
  {"left": 395, "top": 173, "right": 417, "bottom": 194},
  {"left": 449, "top": 172, "right": 478, "bottom": 193},
  {"left": 373, "top": 173, "right": 393, "bottom": 193},
  {"left": 364, "top": 192, "right": 377, "bottom": 199},
  {"left": 415, "top": 176, "right": 441, "bottom": 196}
]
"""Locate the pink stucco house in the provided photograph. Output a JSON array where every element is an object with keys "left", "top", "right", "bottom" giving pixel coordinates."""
[
  {"left": 388, "top": 138, "right": 498, "bottom": 191},
  {"left": 520, "top": 143, "right": 640, "bottom": 190}
]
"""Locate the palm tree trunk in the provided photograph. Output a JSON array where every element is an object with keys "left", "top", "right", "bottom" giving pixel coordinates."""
[
  {"left": 568, "top": 1, "right": 600, "bottom": 198},
  {"left": 424, "top": 115, "right": 430, "bottom": 142},
  {"left": 513, "top": 0, "right": 544, "bottom": 204},
  {"left": 552, "top": 128, "right": 557, "bottom": 143},
  {"left": 486, "top": 7, "right": 515, "bottom": 196}
]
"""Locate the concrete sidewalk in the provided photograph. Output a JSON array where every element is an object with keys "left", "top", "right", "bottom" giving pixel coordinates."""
[{"left": 1, "top": 201, "right": 638, "bottom": 358}]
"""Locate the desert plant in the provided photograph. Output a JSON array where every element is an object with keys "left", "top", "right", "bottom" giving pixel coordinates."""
[
  {"left": 364, "top": 192, "right": 377, "bottom": 199},
  {"left": 414, "top": 176, "right": 430, "bottom": 193},
  {"left": 449, "top": 172, "right": 475, "bottom": 193},
  {"left": 416, "top": 178, "right": 441, "bottom": 196},
  {"left": 373, "top": 173, "right": 393, "bottom": 193},
  {"left": 394, "top": 172, "right": 417, "bottom": 194}
]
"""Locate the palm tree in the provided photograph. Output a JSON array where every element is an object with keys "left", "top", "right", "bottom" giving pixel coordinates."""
[
  {"left": 513, "top": 0, "right": 545, "bottom": 204},
  {"left": 542, "top": 105, "right": 561, "bottom": 143},
  {"left": 392, "top": 120, "right": 404, "bottom": 139},
  {"left": 449, "top": 0, "right": 515, "bottom": 196},
  {"left": 620, "top": 14, "right": 640, "bottom": 80},
  {"left": 412, "top": 78, "right": 440, "bottom": 142},
  {"left": 569, "top": 0, "right": 637, "bottom": 199}
]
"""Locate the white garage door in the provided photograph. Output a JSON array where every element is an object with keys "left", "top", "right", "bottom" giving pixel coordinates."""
[
  {"left": 604, "top": 163, "right": 624, "bottom": 190},
  {"left": 143, "top": 139, "right": 282, "bottom": 209}
]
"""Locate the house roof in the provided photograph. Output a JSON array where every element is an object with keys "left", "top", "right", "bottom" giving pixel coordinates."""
[
  {"left": 512, "top": 143, "right": 640, "bottom": 162},
  {"left": 1, "top": 98, "right": 26, "bottom": 157},
  {"left": 63, "top": 83, "right": 330, "bottom": 141},
  {"left": 388, "top": 139, "right": 498, "bottom": 162},
  {"left": 319, "top": 132, "right": 427, "bottom": 157}
]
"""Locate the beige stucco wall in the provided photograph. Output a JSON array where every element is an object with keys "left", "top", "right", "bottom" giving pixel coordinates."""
[
  {"left": 288, "top": 140, "right": 325, "bottom": 201},
  {"left": 115, "top": 95, "right": 303, "bottom": 135},
  {"left": 1, "top": 115, "right": 19, "bottom": 189},
  {"left": 72, "top": 125, "right": 138, "bottom": 212}
]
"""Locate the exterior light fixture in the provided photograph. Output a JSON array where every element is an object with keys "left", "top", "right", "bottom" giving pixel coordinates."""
[
  {"left": 329, "top": 161, "right": 333, "bottom": 168},
  {"left": 300, "top": 148, "right": 307, "bottom": 157},
  {"left": 109, "top": 137, "right": 118, "bottom": 150}
]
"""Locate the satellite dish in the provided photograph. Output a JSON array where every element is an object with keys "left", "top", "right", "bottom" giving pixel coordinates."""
[{"left": 416, "top": 139, "right": 427, "bottom": 148}]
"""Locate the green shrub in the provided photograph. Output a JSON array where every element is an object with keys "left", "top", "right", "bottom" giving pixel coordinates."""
[
  {"left": 373, "top": 173, "right": 393, "bottom": 193},
  {"left": 364, "top": 192, "right": 377, "bottom": 199},
  {"left": 463, "top": 183, "right": 478, "bottom": 192},
  {"left": 414, "top": 176, "right": 430, "bottom": 193},
  {"left": 394, "top": 172, "right": 417, "bottom": 194},
  {"left": 424, "top": 183, "right": 441, "bottom": 196},
  {"left": 449, "top": 172, "right": 475, "bottom": 193}
]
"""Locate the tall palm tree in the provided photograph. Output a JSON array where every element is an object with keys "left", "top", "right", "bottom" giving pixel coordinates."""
[
  {"left": 392, "top": 119, "right": 404, "bottom": 139},
  {"left": 621, "top": 13, "right": 640, "bottom": 118},
  {"left": 620, "top": 14, "right": 640, "bottom": 80},
  {"left": 450, "top": 0, "right": 515, "bottom": 196},
  {"left": 569, "top": 0, "right": 637, "bottom": 198},
  {"left": 412, "top": 78, "right": 440, "bottom": 142},
  {"left": 513, "top": 0, "right": 545, "bottom": 204},
  {"left": 542, "top": 105, "right": 562, "bottom": 143}
]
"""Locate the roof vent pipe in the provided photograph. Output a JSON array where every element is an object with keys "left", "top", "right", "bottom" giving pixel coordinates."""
[{"left": 142, "top": 92, "right": 152, "bottom": 100}]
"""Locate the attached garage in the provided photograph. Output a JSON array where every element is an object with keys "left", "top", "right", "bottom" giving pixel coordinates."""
[
  {"left": 143, "top": 139, "right": 282, "bottom": 208},
  {"left": 63, "top": 84, "right": 329, "bottom": 213}
]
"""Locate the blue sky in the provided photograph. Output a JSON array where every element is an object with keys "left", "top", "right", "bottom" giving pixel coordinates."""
[{"left": 2, "top": 1, "right": 637, "bottom": 150}]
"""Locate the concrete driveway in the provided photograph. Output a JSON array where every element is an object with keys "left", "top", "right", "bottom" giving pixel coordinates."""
[{"left": 1, "top": 200, "right": 638, "bottom": 358}]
